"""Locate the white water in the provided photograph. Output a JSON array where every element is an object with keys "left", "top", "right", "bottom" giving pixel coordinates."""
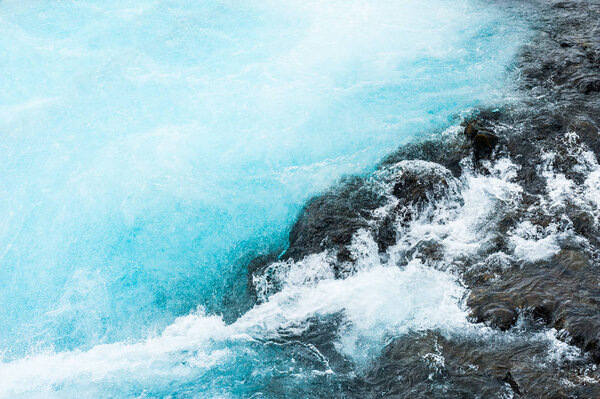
[
  {"left": 0, "top": 151, "right": 582, "bottom": 398},
  {"left": 0, "top": 259, "right": 470, "bottom": 397},
  {"left": 0, "top": 0, "right": 532, "bottom": 396}
]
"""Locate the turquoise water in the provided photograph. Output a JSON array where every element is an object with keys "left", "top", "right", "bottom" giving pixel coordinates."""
[{"left": 0, "top": 0, "right": 528, "bottom": 396}]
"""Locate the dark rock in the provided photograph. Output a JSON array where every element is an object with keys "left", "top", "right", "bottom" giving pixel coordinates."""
[
  {"left": 464, "top": 122, "right": 482, "bottom": 140},
  {"left": 572, "top": 119, "right": 600, "bottom": 159},
  {"left": 463, "top": 122, "right": 499, "bottom": 161},
  {"left": 375, "top": 215, "right": 396, "bottom": 253},
  {"left": 468, "top": 300, "right": 518, "bottom": 331},
  {"left": 531, "top": 300, "right": 559, "bottom": 324},
  {"left": 278, "top": 159, "right": 460, "bottom": 268},
  {"left": 282, "top": 175, "right": 385, "bottom": 263},
  {"left": 575, "top": 75, "right": 600, "bottom": 94},
  {"left": 500, "top": 371, "right": 522, "bottom": 396},
  {"left": 472, "top": 132, "right": 498, "bottom": 160},
  {"left": 467, "top": 250, "right": 600, "bottom": 361},
  {"left": 350, "top": 331, "right": 600, "bottom": 399},
  {"left": 392, "top": 168, "right": 453, "bottom": 212},
  {"left": 380, "top": 138, "right": 468, "bottom": 177}
]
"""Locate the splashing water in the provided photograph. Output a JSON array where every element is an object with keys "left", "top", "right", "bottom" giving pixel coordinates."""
[
  {"left": 0, "top": 0, "right": 530, "bottom": 396},
  {"left": 0, "top": 259, "right": 473, "bottom": 397}
]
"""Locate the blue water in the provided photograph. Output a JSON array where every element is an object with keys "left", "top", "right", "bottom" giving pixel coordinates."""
[{"left": 0, "top": 0, "right": 529, "bottom": 396}]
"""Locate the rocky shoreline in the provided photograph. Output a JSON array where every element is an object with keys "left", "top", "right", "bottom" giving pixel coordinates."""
[{"left": 245, "top": 0, "right": 600, "bottom": 397}]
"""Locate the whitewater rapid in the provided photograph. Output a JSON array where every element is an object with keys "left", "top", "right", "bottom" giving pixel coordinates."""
[
  {"left": 0, "top": 147, "right": 582, "bottom": 398},
  {"left": 0, "top": 0, "right": 534, "bottom": 396}
]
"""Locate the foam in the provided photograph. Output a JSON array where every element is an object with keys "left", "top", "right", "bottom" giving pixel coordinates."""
[
  {"left": 0, "top": 257, "right": 470, "bottom": 397},
  {"left": 384, "top": 157, "right": 523, "bottom": 270},
  {"left": 0, "top": 0, "right": 530, "bottom": 356},
  {"left": 0, "top": 0, "right": 533, "bottom": 394}
]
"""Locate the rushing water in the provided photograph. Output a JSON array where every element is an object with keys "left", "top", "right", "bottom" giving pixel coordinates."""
[{"left": 0, "top": 0, "right": 530, "bottom": 396}]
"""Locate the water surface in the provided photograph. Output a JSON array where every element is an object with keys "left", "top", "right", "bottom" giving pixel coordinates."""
[{"left": 0, "top": 0, "right": 529, "bottom": 396}]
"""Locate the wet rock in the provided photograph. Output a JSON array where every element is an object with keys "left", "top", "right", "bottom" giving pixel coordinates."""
[
  {"left": 476, "top": 107, "right": 502, "bottom": 122},
  {"left": 389, "top": 161, "right": 461, "bottom": 216},
  {"left": 278, "top": 160, "right": 460, "bottom": 266},
  {"left": 391, "top": 169, "right": 451, "bottom": 212},
  {"left": 412, "top": 240, "right": 445, "bottom": 263},
  {"left": 568, "top": 209, "right": 596, "bottom": 238},
  {"left": 575, "top": 75, "right": 600, "bottom": 94},
  {"left": 350, "top": 332, "right": 513, "bottom": 398},
  {"left": 282, "top": 175, "right": 385, "bottom": 263},
  {"left": 571, "top": 119, "right": 600, "bottom": 158},
  {"left": 473, "top": 132, "right": 498, "bottom": 160},
  {"left": 467, "top": 250, "right": 600, "bottom": 361},
  {"left": 516, "top": 163, "right": 547, "bottom": 196},
  {"left": 350, "top": 331, "right": 600, "bottom": 398},
  {"left": 468, "top": 300, "right": 518, "bottom": 331},
  {"left": 275, "top": 313, "right": 354, "bottom": 374},
  {"left": 464, "top": 122, "right": 499, "bottom": 161},
  {"left": 464, "top": 122, "right": 480, "bottom": 140},
  {"left": 380, "top": 137, "right": 469, "bottom": 177},
  {"left": 500, "top": 371, "right": 522, "bottom": 396},
  {"left": 375, "top": 214, "right": 396, "bottom": 253}
]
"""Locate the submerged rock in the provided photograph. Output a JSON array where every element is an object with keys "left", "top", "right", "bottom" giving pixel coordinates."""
[
  {"left": 468, "top": 250, "right": 600, "bottom": 361},
  {"left": 351, "top": 330, "right": 600, "bottom": 399}
]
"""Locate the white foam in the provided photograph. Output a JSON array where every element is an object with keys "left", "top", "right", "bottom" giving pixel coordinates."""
[
  {"left": 510, "top": 220, "right": 561, "bottom": 262},
  {"left": 385, "top": 158, "right": 523, "bottom": 269},
  {"left": 0, "top": 0, "right": 530, "bottom": 354},
  {"left": 0, "top": 257, "right": 470, "bottom": 397},
  {"left": 0, "top": 0, "right": 536, "bottom": 394},
  {"left": 0, "top": 207, "right": 474, "bottom": 394}
]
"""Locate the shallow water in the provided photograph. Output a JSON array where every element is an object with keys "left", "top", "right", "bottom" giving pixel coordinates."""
[{"left": 0, "top": 0, "right": 531, "bottom": 396}]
